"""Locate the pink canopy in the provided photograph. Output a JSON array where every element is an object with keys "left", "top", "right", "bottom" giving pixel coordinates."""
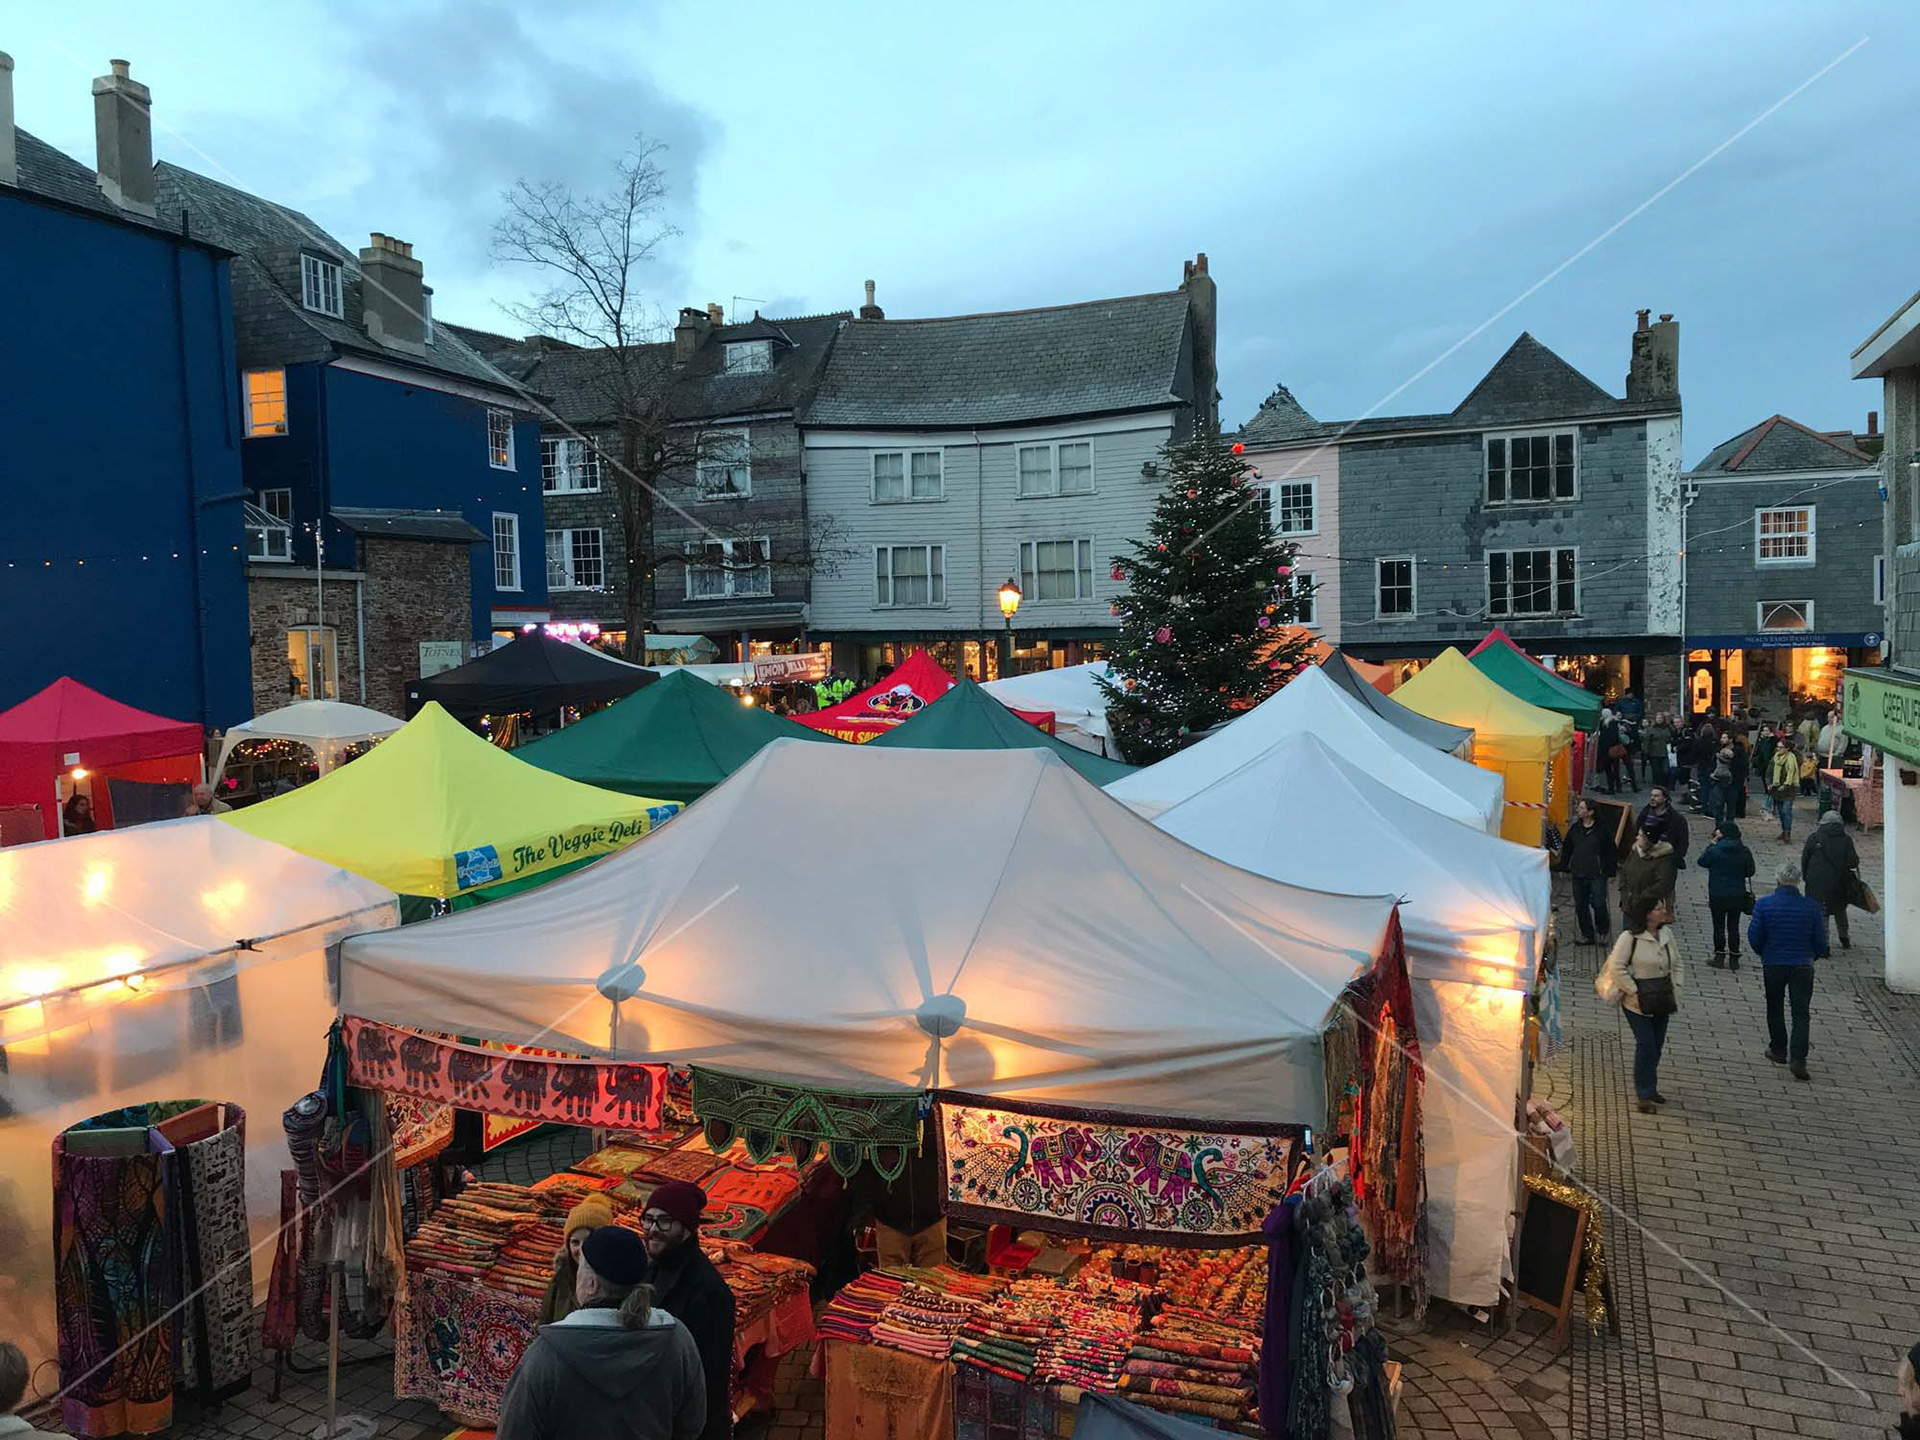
[{"left": 795, "top": 649, "right": 1051, "bottom": 742}]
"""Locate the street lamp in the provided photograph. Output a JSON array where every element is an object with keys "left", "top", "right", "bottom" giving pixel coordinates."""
[{"left": 997, "top": 578, "right": 1022, "bottom": 675}]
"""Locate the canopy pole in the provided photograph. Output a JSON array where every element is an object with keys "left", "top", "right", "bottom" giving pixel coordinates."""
[{"left": 325, "top": 1261, "right": 342, "bottom": 1438}]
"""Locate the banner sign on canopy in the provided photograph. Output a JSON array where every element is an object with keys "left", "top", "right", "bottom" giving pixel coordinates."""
[
  {"left": 751, "top": 652, "right": 831, "bottom": 684},
  {"left": 343, "top": 1017, "right": 666, "bottom": 1132},
  {"left": 933, "top": 1092, "right": 1302, "bottom": 1248}
]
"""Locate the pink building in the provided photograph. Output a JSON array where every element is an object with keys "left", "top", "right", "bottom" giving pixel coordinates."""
[{"left": 1239, "top": 386, "right": 1341, "bottom": 643}]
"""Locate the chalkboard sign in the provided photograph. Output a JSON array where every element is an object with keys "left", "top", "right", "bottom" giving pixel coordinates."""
[{"left": 1514, "top": 1187, "right": 1586, "bottom": 1341}]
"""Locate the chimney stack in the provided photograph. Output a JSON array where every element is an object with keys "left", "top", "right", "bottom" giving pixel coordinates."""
[
  {"left": 1625, "top": 308, "right": 1679, "bottom": 403},
  {"left": 858, "top": 279, "right": 884, "bottom": 320},
  {"left": 359, "top": 232, "right": 427, "bottom": 352},
  {"left": 1180, "top": 252, "right": 1218, "bottom": 430},
  {"left": 0, "top": 53, "right": 16, "bottom": 189},
  {"left": 1869, "top": 410, "right": 1879, "bottom": 437},
  {"left": 706, "top": 302, "right": 724, "bottom": 325},
  {"left": 92, "top": 58, "right": 154, "bottom": 216},
  {"left": 673, "top": 305, "right": 713, "bottom": 367}
]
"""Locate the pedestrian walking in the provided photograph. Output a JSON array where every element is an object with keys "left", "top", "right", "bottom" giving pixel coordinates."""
[
  {"left": 1801, "top": 809, "right": 1860, "bottom": 950},
  {"left": 1598, "top": 893, "right": 1681, "bottom": 1113},
  {"left": 1748, "top": 860, "right": 1828, "bottom": 1082},
  {"left": 1697, "top": 821, "right": 1756, "bottom": 969},
  {"left": 1637, "top": 786, "right": 1690, "bottom": 871},
  {"left": 1767, "top": 740, "right": 1800, "bottom": 841},
  {"left": 1620, "top": 816, "right": 1678, "bottom": 916},
  {"left": 1558, "top": 796, "right": 1617, "bottom": 944},
  {"left": 1729, "top": 733, "right": 1751, "bottom": 819},
  {"left": 1641, "top": 712, "right": 1674, "bottom": 790},
  {"left": 1710, "top": 745, "right": 1736, "bottom": 824},
  {"left": 1598, "top": 710, "right": 1624, "bottom": 795}
]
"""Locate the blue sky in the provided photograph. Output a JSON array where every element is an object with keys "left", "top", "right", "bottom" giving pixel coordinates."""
[{"left": 7, "top": 1, "right": 1913, "bottom": 462}]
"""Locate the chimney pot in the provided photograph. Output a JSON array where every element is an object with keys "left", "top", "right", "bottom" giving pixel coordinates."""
[
  {"left": 92, "top": 56, "right": 155, "bottom": 217},
  {"left": 864, "top": 279, "right": 875, "bottom": 306},
  {"left": 0, "top": 52, "right": 16, "bottom": 190},
  {"left": 1196, "top": 252, "right": 1208, "bottom": 274},
  {"left": 110, "top": 58, "right": 131, "bottom": 79},
  {"left": 1658, "top": 312, "right": 1673, "bottom": 323},
  {"left": 858, "top": 279, "right": 884, "bottom": 321},
  {"left": 1869, "top": 410, "right": 1880, "bottom": 437},
  {"left": 1636, "top": 308, "right": 1651, "bottom": 332}
]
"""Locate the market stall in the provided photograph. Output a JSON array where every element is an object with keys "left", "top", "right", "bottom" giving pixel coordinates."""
[
  {"left": 334, "top": 741, "right": 1417, "bottom": 1436},
  {"left": 0, "top": 676, "right": 205, "bottom": 838},
  {"left": 979, "top": 661, "right": 1116, "bottom": 757},
  {"left": 867, "top": 676, "right": 1137, "bottom": 785},
  {"left": 515, "top": 667, "right": 841, "bottom": 804},
  {"left": 794, "top": 649, "right": 1051, "bottom": 743},
  {"left": 1155, "top": 730, "right": 1552, "bottom": 1309},
  {"left": 0, "top": 818, "right": 396, "bottom": 1416},
  {"left": 1393, "top": 649, "right": 1576, "bottom": 847},
  {"left": 1467, "top": 629, "right": 1604, "bottom": 733},
  {"left": 1322, "top": 649, "right": 1475, "bottom": 758},
  {"left": 1105, "top": 664, "right": 1504, "bottom": 831},
  {"left": 403, "top": 631, "right": 655, "bottom": 722},
  {"left": 213, "top": 698, "right": 402, "bottom": 793},
  {"left": 223, "top": 701, "right": 679, "bottom": 900}
]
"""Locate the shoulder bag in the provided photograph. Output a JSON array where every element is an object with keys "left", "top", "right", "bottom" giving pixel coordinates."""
[{"left": 1629, "top": 934, "right": 1679, "bottom": 1017}]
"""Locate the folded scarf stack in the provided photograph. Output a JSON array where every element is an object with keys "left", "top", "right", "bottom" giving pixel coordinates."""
[
  {"left": 870, "top": 1282, "right": 979, "bottom": 1359},
  {"left": 484, "top": 1220, "right": 567, "bottom": 1299},
  {"left": 1033, "top": 1292, "right": 1141, "bottom": 1390},
  {"left": 405, "top": 1183, "right": 558, "bottom": 1279},
  {"left": 951, "top": 1281, "right": 1063, "bottom": 1381},
  {"left": 705, "top": 1242, "right": 815, "bottom": 1322},
  {"left": 817, "top": 1271, "right": 905, "bottom": 1345},
  {"left": 1120, "top": 1308, "right": 1261, "bottom": 1426}
]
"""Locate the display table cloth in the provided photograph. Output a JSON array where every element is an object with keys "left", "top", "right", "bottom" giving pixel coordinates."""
[{"left": 823, "top": 1337, "right": 954, "bottom": 1440}]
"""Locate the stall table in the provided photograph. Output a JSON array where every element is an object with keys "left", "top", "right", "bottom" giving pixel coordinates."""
[{"left": 1819, "top": 767, "right": 1882, "bottom": 828}]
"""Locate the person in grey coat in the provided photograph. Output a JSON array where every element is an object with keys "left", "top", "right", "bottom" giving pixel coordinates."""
[
  {"left": 497, "top": 1227, "right": 706, "bottom": 1440},
  {"left": 1801, "top": 809, "right": 1861, "bottom": 950}
]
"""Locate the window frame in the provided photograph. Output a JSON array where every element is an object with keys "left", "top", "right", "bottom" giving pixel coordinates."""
[
  {"left": 1757, "top": 599, "right": 1815, "bottom": 632},
  {"left": 870, "top": 448, "right": 945, "bottom": 504},
  {"left": 1015, "top": 439, "right": 1096, "bottom": 498},
  {"left": 1753, "top": 505, "right": 1816, "bottom": 566},
  {"left": 723, "top": 340, "right": 773, "bottom": 375},
  {"left": 683, "top": 535, "right": 773, "bottom": 601},
  {"left": 1484, "top": 428, "right": 1578, "bottom": 505},
  {"left": 299, "top": 253, "right": 344, "bottom": 318},
  {"left": 1288, "top": 569, "right": 1318, "bottom": 627},
  {"left": 260, "top": 488, "right": 293, "bottom": 524},
  {"left": 1375, "top": 555, "right": 1417, "bottom": 620},
  {"left": 286, "top": 624, "right": 338, "bottom": 700},
  {"left": 246, "top": 521, "right": 292, "bottom": 563},
  {"left": 695, "top": 428, "right": 753, "bottom": 501},
  {"left": 1486, "top": 545, "right": 1580, "bottom": 619},
  {"left": 541, "top": 435, "right": 602, "bottom": 494},
  {"left": 487, "top": 408, "right": 517, "bottom": 471},
  {"left": 1875, "top": 554, "right": 1887, "bottom": 607},
  {"left": 492, "top": 511, "right": 522, "bottom": 592},
  {"left": 1017, "top": 537, "right": 1096, "bottom": 603},
  {"left": 546, "top": 526, "right": 605, "bottom": 591},
  {"left": 873, "top": 544, "right": 947, "bottom": 609},
  {"left": 1266, "top": 476, "right": 1318, "bottom": 536},
  {"left": 243, "top": 367, "right": 289, "bottom": 437}
]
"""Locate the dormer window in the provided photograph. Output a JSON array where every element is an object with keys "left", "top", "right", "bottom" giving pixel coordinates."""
[
  {"left": 300, "top": 254, "right": 344, "bottom": 318},
  {"left": 724, "top": 341, "right": 773, "bottom": 376}
]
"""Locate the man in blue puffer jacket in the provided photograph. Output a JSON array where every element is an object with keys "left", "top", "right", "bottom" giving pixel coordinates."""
[{"left": 1748, "top": 860, "right": 1829, "bottom": 1082}]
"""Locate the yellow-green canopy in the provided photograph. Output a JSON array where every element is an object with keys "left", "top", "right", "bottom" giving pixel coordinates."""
[{"left": 222, "top": 702, "right": 679, "bottom": 897}]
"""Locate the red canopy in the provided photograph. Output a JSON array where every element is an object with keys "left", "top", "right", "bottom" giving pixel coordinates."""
[
  {"left": 0, "top": 678, "right": 204, "bottom": 838},
  {"left": 795, "top": 649, "right": 1052, "bottom": 742},
  {"left": 1467, "top": 627, "right": 1548, "bottom": 669}
]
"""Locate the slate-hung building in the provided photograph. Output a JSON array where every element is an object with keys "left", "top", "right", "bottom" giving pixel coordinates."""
[
  {"left": 1248, "top": 312, "right": 1685, "bottom": 700},
  {"left": 0, "top": 56, "right": 252, "bottom": 727},
  {"left": 152, "top": 151, "right": 547, "bottom": 715},
  {"left": 803, "top": 257, "right": 1219, "bottom": 681},
  {"left": 1681, "top": 414, "right": 1886, "bottom": 718}
]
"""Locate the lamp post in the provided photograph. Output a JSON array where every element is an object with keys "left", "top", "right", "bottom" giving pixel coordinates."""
[{"left": 997, "top": 578, "right": 1022, "bottom": 676}]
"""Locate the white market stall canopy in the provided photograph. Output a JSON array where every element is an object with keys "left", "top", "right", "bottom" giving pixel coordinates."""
[
  {"left": 0, "top": 817, "right": 399, "bottom": 1381},
  {"left": 981, "top": 662, "right": 1115, "bottom": 756},
  {"left": 337, "top": 740, "right": 1399, "bottom": 1127},
  {"left": 1104, "top": 666, "right": 1504, "bottom": 832},
  {"left": 215, "top": 698, "right": 404, "bottom": 779}
]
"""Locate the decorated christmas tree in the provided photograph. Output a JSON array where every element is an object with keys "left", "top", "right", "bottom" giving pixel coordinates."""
[{"left": 1099, "top": 430, "right": 1313, "bottom": 764}]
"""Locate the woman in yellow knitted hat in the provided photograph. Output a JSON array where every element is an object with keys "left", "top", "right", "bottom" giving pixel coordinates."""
[{"left": 540, "top": 1195, "right": 616, "bottom": 1325}]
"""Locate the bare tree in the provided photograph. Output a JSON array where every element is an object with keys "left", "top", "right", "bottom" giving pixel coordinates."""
[{"left": 494, "top": 138, "right": 851, "bottom": 659}]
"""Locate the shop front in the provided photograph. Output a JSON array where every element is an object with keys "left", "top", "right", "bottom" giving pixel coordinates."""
[
  {"left": 1685, "top": 625, "right": 1884, "bottom": 720},
  {"left": 1841, "top": 667, "right": 1920, "bottom": 992},
  {"left": 816, "top": 633, "right": 1111, "bottom": 684}
]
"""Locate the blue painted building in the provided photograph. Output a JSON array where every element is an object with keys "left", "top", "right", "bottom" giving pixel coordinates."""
[
  {"left": 0, "top": 57, "right": 252, "bottom": 727},
  {"left": 153, "top": 160, "right": 548, "bottom": 706}
]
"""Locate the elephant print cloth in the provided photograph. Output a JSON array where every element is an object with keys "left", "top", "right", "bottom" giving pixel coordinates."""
[
  {"left": 934, "top": 1093, "right": 1300, "bottom": 1247},
  {"left": 343, "top": 1017, "right": 665, "bottom": 1132}
]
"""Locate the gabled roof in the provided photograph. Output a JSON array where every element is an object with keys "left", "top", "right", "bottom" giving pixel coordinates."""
[
  {"left": 524, "top": 342, "right": 675, "bottom": 426},
  {"left": 152, "top": 162, "right": 533, "bottom": 396},
  {"left": 805, "top": 290, "right": 1194, "bottom": 428},
  {"left": 1690, "top": 414, "right": 1878, "bottom": 475},
  {"left": 1239, "top": 331, "right": 1673, "bottom": 447},
  {"left": 11, "top": 128, "right": 117, "bottom": 216}
]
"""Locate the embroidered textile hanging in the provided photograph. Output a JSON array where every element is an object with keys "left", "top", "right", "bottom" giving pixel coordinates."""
[
  {"left": 386, "top": 1094, "right": 455, "bottom": 1170},
  {"left": 691, "top": 1066, "right": 922, "bottom": 1180},
  {"left": 343, "top": 1016, "right": 665, "bottom": 1131},
  {"left": 934, "top": 1092, "right": 1300, "bottom": 1247}
]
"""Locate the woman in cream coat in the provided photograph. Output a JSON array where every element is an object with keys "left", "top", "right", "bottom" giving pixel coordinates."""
[{"left": 1599, "top": 893, "right": 1682, "bottom": 1113}]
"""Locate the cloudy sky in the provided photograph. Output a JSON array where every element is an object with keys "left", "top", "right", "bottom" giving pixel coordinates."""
[{"left": 8, "top": 1, "right": 1913, "bottom": 461}]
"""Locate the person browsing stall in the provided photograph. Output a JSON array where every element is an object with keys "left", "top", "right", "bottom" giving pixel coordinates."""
[
  {"left": 643, "top": 1181, "right": 737, "bottom": 1440},
  {"left": 498, "top": 1225, "right": 706, "bottom": 1440},
  {"left": 540, "top": 1195, "right": 615, "bottom": 1325}
]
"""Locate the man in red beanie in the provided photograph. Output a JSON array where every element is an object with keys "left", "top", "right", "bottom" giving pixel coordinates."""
[{"left": 642, "top": 1181, "right": 736, "bottom": 1440}]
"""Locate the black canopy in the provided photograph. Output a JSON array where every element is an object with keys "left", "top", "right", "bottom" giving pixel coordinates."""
[
  {"left": 1319, "top": 648, "right": 1476, "bottom": 755},
  {"left": 405, "top": 633, "right": 656, "bottom": 721}
]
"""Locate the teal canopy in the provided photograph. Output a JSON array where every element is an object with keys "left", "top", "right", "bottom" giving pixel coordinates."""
[
  {"left": 867, "top": 676, "right": 1137, "bottom": 785},
  {"left": 516, "top": 668, "right": 840, "bottom": 803},
  {"left": 1467, "top": 630, "right": 1603, "bottom": 731}
]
